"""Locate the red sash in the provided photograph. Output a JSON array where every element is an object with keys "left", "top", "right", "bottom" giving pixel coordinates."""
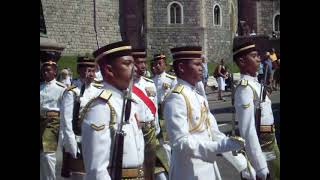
[{"left": 132, "top": 85, "right": 156, "bottom": 115}]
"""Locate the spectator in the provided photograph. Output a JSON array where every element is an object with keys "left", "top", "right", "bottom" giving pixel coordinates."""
[
  {"left": 201, "top": 55, "right": 209, "bottom": 90},
  {"left": 257, "top": 61, "right": 264, "bottom": 83},
  {"left": 59, "top": 68, "right": 71, "bottom": 88},
  {"left": 270, "top": 48, "right": 279, "bottom": 90},
  {"left": 263, "top": 52, "right": 273, "bottom": 86},
  {"left": 214, "top": 59, "right": 228, "bottom": 101}
]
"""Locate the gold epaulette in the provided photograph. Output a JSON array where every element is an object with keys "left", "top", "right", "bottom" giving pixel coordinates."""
[
  {"left": 143, "top": 76, "right": 154, "bottom": 83},
  {"left": 56, "top": 81, "right": 66, "bottom": 88},
  {"left": 92, "top": 83, "right": 103, "bottom": 89},
  {"left": 240, "top": 80, "right": 248, "bottom": 86},
  {"left": 98, "top": 90, "right": 112, "bottom": 101},
  {"left": 165, "top": 73, "right": 176, "bottom": 80},
  {"left": 93, "top": 78, "right": 103, "bottom": 84},
  {"left": 67, "top": 85, "right": 77, "bottom": 91},
  {"left": 172, "top": 84, "right": 184, "bottom": 94}
]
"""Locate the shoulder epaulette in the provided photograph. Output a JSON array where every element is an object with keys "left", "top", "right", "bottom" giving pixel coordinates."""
[
  {"left": 67, "top": 85, "right": 77, "bottom": 91},
  {"left": 143, "top": 76, "right": 154, "bottom": 83},
  {"left": 235, "top": 80, "right": 258, "bottom": 100},
  {"left": 98, "top": 90, "right": 112, "bottom": 101},
  {"left": 172, "top": 84, "right": 184, "bottom": 94},
  {"left": 240, "top": 80, "right": 248, "bottom": 86},
  {"left": 93, "top": 78, "right": 103, "bottom": 84},
  {"left": 165, "top": 73, "right": 176, "bottom": 80},
  {"left": 92, "top": 83, "right": 103, "bottom": 89},
  {"left": 56, "top": 81, "right": 66, "bottom": 88}
]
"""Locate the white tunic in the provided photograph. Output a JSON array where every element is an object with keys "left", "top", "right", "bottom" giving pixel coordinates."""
[
  {"left": 163, "top": 78, "right": 242, "bottom": 180},
  {"left": 133, "top": 76, "right": 160, "bottom": 135},
  {"left": 40, "top": 79, "right": 66, "bottom": 114},
  {"left": 60, "top": 79, "right": 102, "bottom": 157},
  {"left": 153, "top": 71, "right": 177, "bottom": 104},
  {"left": 234, "top": 74, "right": 274, "bottom": 175},
  {"left": 81, "top": 82, "right": 145, "bottom": 180}
]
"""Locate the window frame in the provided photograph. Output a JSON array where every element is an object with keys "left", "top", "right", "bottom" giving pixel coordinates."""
[
  {"left": 167, "top": 1, "right": 184, "bottom": 25},
  {"left": 273, "top": 13, "right": 280, "bottom": 32},
  {"left": 213, "top": 3, "right": 222, "bottom": 27}
]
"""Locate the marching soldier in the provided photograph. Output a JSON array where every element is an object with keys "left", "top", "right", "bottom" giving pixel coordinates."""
[
  {"left": 151, "top": 53, "right": 176, "bottom": 180},
  {"left": 81, "top": 41, "right": 145, "bottom": 180},
  {"left": 131, "top": 49, "right": 161, "bottom": 180},
  {"left": 40, "top": 36, "right": 65, "bottom": 180},
  {"left": 163, "top": 46, "right": 245, "bottom": 180},
  {"left": 60, "top": 56, "right": 102, "bottom": 180},
  {"left": 152, "top": 53, "right": 177, "bottom": 104},
  {"left": 233, "top": 41, "right": 280, "bottom": 180}
]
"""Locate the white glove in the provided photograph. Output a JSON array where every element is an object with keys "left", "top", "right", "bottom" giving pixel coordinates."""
[
  {"left": 229, "top": 136, "right": 246, "bottom": 148},
  {"left": 241, "top": 164, "right": 256, "bottom": 180},
  {"left": 256, "top": 167, "right": 269, "bottom": 180},
  {"left": 64, "top": 138, "right": 78, "bottom": 159},
  {"left": 217, "top": 136, "right": 245, "bottom": 153}
]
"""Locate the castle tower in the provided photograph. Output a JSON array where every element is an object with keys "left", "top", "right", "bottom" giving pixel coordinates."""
[{"left": 145, "top": 0, "right": 237, "bottom": 62}]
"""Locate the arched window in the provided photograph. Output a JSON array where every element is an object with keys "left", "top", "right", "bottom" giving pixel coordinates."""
[
  {"left": 168, "top": 1, "right": 183, "bottom": 24},
  {"left": 274, "top": 14, "right": 280, "bottom": 32},
  {"left": 213, "top": 4, "right": 221, "bottom": 26}
]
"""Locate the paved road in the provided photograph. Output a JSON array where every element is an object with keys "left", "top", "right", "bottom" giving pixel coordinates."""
[{"left": 55, "top": 87, "right": 280, "bottom": 180}]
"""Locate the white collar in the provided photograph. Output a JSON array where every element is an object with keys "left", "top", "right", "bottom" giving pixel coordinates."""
[
  {"left": 240, "top": 74, "right": 259, "bottom": 82},
  {"left": 177, "top": 78, "right": 196, "bottom": 91},
  {"left": 45, "top": 78, "right": 56, "bottom": 85},
  {"left": 102, "top": 81, "right": 124, "bottom": 98},
  {"left": 159, "top": 71, "right": 166, "bottom": 77}
]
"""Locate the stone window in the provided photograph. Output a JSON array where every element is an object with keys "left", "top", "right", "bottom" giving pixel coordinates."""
[
  {"left": 274, "top": 14, "right": 280, "bottom": 32},
  {"left": 40, "top": 1, "right": 46, "bottom": 34},
  {"left": 213, "top": 4, "right": 221, "bottom": 26},
  {"left": 167, "top": 1, "right": 183, "bottom": 24}
]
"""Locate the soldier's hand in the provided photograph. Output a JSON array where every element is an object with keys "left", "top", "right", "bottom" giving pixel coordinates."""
[
  {"left": 217, "top": 137, "right": 245, "bottom": 153},
  {"left": 256, "top": 167, "right": 269, "bottom": 180},
  {"left": 229, "top": 136, "right": 246, "bottom": 148},
  {"left": 65, "top": 141, "right": 77, "bottom": 159},
  {"left": 241, "top": 165, "right": 256, "bottom": 180}
]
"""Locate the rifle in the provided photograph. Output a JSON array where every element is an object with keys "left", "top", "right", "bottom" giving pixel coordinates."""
[
  {"left": 255, "top": 64, "right": 269, "bottom": 139},
  {"left": 72, "top": 83, "right": 86, "bottom": 135},
  {"left": 110, "top": 66, "right": 135, "bottom": 180}
]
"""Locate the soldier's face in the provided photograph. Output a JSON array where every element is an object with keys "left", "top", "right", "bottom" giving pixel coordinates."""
[
  {"left": 154, "top": 59, "right": 166, "bottom": 74},
  {"left": 41, "top": 65, "right": 56, "bottom": 82},
  {"left": 243, "top": 51, "right": 261, "bottom": 76},
  {"left": 85, "top": 67, "right": 96, "bottom": 84},
  {"left": 181, "top": 59, "right": 203, "bottom": 85},
  {"left": 134, "top": 58, "right": 146, "bottom": 78},
  {"left": 78, "top": 66, "right": 96, "bottom": 83},
  {"left": 112, "top": 56, "right": 134, "bottom": 90}
]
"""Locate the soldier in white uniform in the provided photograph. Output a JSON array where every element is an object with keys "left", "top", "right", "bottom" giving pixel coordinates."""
[
  {"left": 151, "top": 53, "right": 177, "bottom": 180},
  {"left": 81, "top": 41, "right": 145, "bottom": 180},
  {"left": 152, "top": 53, "right": 177, "bottom": 104},
  {"left": 163, "top": 46, "right": 245, "bottom": 180},
  {"left": 40, "top": 36, "right": 66, "bottom": 180},
  {"left": 60, "top": 56, "right": 103, "bottom": 180},
  {"left": 132, "top": 49, "right": 161, "bottom": 180},
  {"left": 233, "top": 42, "right": 280, "bottom": 180}
]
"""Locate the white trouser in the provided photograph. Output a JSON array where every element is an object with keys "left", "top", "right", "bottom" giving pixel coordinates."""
[
  {"left": 217, "top": 77, "right": 226, "bottom": 91},
  {"left": 155, "top": 172, "right": 168, "bottom": 180},
  {"left": 40, "top": 152, "right": 56, "bottom": 180}
]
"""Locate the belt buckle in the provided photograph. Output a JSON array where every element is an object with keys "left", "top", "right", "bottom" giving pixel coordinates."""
[{"left": 138, "top": 168, "right": 144, "bottom": 177}]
